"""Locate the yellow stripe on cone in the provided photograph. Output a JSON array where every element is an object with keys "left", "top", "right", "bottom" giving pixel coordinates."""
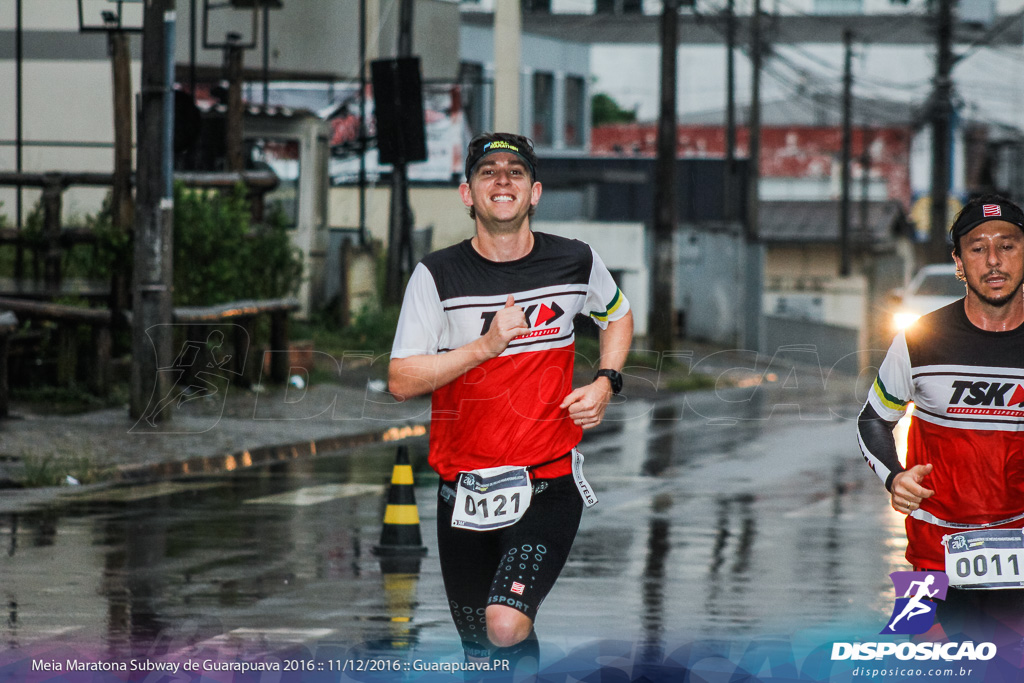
[{"left": 383, "top": 504, "right": 421, "bottom": 525}]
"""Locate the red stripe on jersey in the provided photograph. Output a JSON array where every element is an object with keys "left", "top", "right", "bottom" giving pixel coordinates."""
[
  {"left": 427, "top": 346, "right": 581, "bottom": 481},
  {"left": 903, "top": 416, "right": 1024, "bottom": 570}
]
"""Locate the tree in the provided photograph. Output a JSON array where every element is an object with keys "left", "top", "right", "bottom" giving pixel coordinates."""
[{"left": 591, "top": 93, "right": 637, "bottom": 127}]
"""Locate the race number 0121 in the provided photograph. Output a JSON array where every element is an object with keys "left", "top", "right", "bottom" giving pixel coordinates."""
[{"left": 463, "top": 491, "right": 523, "bottom": 519}]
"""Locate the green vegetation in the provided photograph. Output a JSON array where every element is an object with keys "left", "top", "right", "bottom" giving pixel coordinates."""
[
  {"left": 172, "top": 183, "right": 303, "bottom": 306},
  {"left": 18, "top": 451, "right": 112, "bottom": 488},
  {"left": 592, "top": 92, "right": 637, "bottom": 126}
]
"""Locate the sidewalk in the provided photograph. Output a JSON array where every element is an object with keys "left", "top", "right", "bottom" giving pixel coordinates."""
[
  {"left": 0, "top": 340, "right": 864, "bottom": 513},
  {"left": 0, "top": 379, "right": 432, "bottom": 512}
]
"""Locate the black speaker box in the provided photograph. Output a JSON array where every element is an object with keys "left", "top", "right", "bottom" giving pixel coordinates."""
[{"left": 371, "top": 57, "right": 428, "bottom": 165}]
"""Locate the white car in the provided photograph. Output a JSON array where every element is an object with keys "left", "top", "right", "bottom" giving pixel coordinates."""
[{"left": 891, "top": 263, "right": 964, "bottom": 332}]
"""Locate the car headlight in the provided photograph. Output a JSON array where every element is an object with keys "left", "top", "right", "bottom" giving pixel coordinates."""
[{"left": 893, "top": 311, "right": 921, "bottom": 331}]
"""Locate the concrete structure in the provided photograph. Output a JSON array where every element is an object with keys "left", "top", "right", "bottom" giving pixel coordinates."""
[{"left": 458, "top": 21, "right": 591, "bottom": 152}]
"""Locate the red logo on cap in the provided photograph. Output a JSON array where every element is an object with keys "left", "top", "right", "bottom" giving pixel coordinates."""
[{"left": 983, "top": 204, "right": 1002, "bottom": 217}]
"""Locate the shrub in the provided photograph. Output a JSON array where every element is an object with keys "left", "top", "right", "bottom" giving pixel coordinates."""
[{"left": 172, "top": 183, "right": 303, "bottom": 306}]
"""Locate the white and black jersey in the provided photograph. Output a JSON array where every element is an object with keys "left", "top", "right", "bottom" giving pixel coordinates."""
[{"left": 392, "top": 232, "right": 629, "bottom": 481}]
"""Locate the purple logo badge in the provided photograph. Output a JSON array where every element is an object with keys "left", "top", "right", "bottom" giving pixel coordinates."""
[{"left": 881, "top": 571, "right": 949, "bottom": 635}]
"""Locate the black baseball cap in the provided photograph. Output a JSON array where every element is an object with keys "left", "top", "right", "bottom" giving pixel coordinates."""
[
  {"left": 464, "top": 133, "right": 538, "bottom": 181},
  {"left": 949, "top": 194, "right": 1024, "bottom": 246}
]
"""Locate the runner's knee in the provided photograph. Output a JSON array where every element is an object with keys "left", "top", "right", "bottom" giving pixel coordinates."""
[{"left": 485, "top": 605, "right": 533, "bottom": 648}]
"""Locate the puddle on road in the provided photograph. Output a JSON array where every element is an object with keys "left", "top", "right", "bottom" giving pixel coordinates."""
[{"left": 0, "top": 416, "right": 905, "bottom": 657}]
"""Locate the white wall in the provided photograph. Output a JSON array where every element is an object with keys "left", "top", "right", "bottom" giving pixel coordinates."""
[{"left": 533, "top": 220, "right": 649, "bottom": 336}]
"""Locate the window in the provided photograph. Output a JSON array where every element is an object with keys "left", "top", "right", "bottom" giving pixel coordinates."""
[
  {"left": 564, "top": 76, "right": 585, "bottom": 148},
  {"left": 532, "top": 72, "right": 555, "bottom": 147}
]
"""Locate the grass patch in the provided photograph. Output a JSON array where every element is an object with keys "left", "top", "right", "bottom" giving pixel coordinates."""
[{"left": 19, "top": 451, "right": 112, "bottom": 488}]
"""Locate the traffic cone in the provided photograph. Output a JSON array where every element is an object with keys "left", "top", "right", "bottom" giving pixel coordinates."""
[{"left": 373, "top": 445, "right": 428, "bottom": 558}]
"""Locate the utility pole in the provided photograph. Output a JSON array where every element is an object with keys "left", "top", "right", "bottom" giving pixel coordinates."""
[
  {"left": 385, "top": 0, "right": 415, "bottom": 306},
  {"left": 493, "top": 0, "right": 522, "bottom": 132},
  {"left": 724, "top": 0, "right": 736, "bottom": 221},
  {"left": 744, "top": 0, "right": 764, "bottom": 354},
  {"left": 131, "top": 0, "right": 176, "bottom": 421},
  {"left": 839, "top": 29, "right": 853, "bottom": 277},
  {"left": 860, "top": 124, "right": 872, "bottom": 237},
  {"left": 14, "top": 0, "right": 23, "bottom": 280},
  {"left": 650, "top": 0, "right": 678, "bottom": 353},
  {"left": 748, "top": 0, "right": 762, "bottom": 246},
  {"left": 929, "top": 0, "right": 954, "bottom": 262},
  {"left": 225, "top": 37, "right": 245, "bottom": 172},
  {"left": 358, "top": 0, "right": 368, "bottom": 246},
  {"left": 110, "top": 29, "right": 135, "bottom": 350}
]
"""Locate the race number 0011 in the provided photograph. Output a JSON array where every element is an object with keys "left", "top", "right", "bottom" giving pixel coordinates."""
[
  {"left": 944, "top": 528, "right": 1024, "bottom": 589},
  {"left": 953, "top": 551, "right": 1022, "bottom": 580}
]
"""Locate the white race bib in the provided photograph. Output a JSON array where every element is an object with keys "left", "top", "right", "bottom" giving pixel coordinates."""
[
  {"left": 451, "top": 466, "right": 533, "bottom": 531},
  {"left": 943, "top": 528, "right": 1024, "bottom": 589}
]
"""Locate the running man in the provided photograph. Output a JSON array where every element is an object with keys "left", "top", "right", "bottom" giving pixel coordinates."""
[
  {"left": 389, "top": 133, "right": 633, "bottom": 664},
  {"left": 857, "top": 194, "right": 1024, "bottom": 637},
  {"left": 888, "top": 575, "right": 939, "bottom": 631}
]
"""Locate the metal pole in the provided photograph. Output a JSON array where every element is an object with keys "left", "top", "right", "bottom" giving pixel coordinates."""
[
  {"left": 840, "top": 29, "right": 853, "bottom": 277},
  {"left": 131, "top": 0, "right": 177, "bottom": 421},
  {"left": 748, "top": 0, "right": 762, "bottom": 244},
  {"left": 493, "top": 0, "right": 522, "bottom": 132},
  {"left": 358, "top": 0, "right": 368, "bottom": 246},
  {"left": 930, "top": 0, "right": 954, "bottom": 262},
  {"left": 650, "top": 0, "right": 678, "bottom": 352},
  {"left": 745, "top": 0, "right": 764, "bottom": 354},
  {"left": 189, "top": 0, "right": 197, "bottom": 97},
  {"left": 163, "top": 14, "right": 177, "bottom": 199},
  {"left": 860, "top": 124, "right": 871, "bottom": 237},
  {"left": 225, "top": 42, "right": 245, "bottom": 172},
  {"left": 14, "top": 0, "right": 23, "bottom": 280},
  {"left": 262, "top": 6, "right": 270, "bottom": 107},
  {"left": 724, "top": 0, "right": 736, "bottom": 221},
  {"left": 110, "top": 30, "right": 135, "bottom": 349},
  {"left": 385, "top": 0, "right": 415, "bottom": 306}
]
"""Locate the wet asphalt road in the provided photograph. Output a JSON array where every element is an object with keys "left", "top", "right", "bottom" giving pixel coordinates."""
[{"left": 0, "top": 378, "right": 911, "bottom": 667}]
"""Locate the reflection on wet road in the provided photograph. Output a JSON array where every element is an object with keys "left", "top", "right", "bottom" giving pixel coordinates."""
[{"left": 0, "top": 384, "right": 908, "bottom": 660}]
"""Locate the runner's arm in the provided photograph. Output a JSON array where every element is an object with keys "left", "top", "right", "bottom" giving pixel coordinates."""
[
  {"left": 389, "top": 294, "right": 528, "bottom": 401},
  {"left": 561, "top": 310, "right": 634, "bottom": 428},
  {"left": 857, "top": 402, "right": 904, "bottom": 491}
]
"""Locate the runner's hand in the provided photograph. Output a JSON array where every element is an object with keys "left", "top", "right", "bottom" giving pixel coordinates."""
[
  {"left": 890, "top": 463, "right": 934, "bottom": 515},
  {"left": 483, "top": 295, "right": 530, "bottom": 357},
  {"left": 560, "top": 381, "right": 613, "bottom": 430}
]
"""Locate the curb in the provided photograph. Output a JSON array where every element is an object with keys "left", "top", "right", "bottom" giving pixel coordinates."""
[{"left": 113, "top": 423, "right": 429, "bottom": 483}]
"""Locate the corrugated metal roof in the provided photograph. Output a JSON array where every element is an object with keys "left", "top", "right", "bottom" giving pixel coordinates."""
[{"left": 758, "top": 199, "right": 906, "bottom": 243}]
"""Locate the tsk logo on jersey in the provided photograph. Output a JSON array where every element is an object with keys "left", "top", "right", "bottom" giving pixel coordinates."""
[
  {"left": 480, "top": 301, "right": 565, "bottom": 337},
  {"left": 881, "top": 571, "right": 948, "bottom": 635},
  {"left": 947, "top": 379, "right": 1024, "bottom": 416}
]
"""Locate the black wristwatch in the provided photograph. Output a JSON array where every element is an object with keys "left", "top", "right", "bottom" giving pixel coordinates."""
[{"left": 594, "top": 369, "right": 623, "bottom": 395}]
